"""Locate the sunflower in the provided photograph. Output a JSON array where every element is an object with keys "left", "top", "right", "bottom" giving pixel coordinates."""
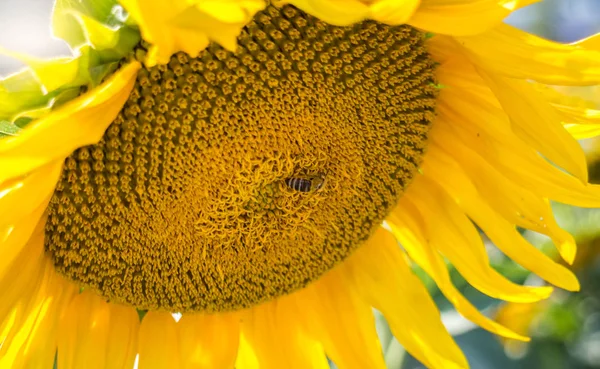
[{"left": 1, "top": 0, "right": 600, "bottom": 368}]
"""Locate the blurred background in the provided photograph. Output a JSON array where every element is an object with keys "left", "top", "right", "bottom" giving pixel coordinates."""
[{"left": 1, "top": 0, "right": 600, "bottom": 368}]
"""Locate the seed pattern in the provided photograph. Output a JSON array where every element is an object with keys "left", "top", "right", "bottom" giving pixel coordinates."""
[{"left": 44, "top": 5, "right": 437, "bottom": 313}]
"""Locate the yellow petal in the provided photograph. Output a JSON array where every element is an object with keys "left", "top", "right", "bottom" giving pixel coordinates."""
[
  {"left": 495, "top": 301, "right": 546, "bottom": 341},
  {"left": 118, "top": 0, "right": 206, "bottom": 66},
  {"left": 0, "top": 61, "right": 139, "bottom": 183},
  {"left": 0, "top": 296, "right": 49, "bottom": 365},
  {"left": 235, "top": 333, "right": 260, "bottom": 369},
  {"left": 557, "top": 105, "right": 600, "bottom": 125},
  {"left": 0, "top": 298, "right": 47, "bottom": 358},
  {"left": 408, "top": 0, "right": 533, "bottom": 36},
  {"left": 406, "top": 175, "right": 553, "bottom": 302},
  {"left": 387, "top": 201, "right": 529, "bottom": 341},
  {"left": 428, "top": 27, "right": 600, "bottom": 127},
  {"left": 435, "top": 66, "right": 600, "bottom": 207},
  {"left": 565, "top": 124, "right": 600, "bottom": 140},
  {"left": 1, "top": 262, "right": 76, "bottom": 369},
  {"left": 0, "top": 209, "right": 48, "bottom": 285},
  {"left": 21, "top": 278, "right": 75, "bottom": 369},
  {"left": 281, "top": 0, "right": 420, "bottom": 25},
  {"left": 119, "top": 0, "right": 265, "bottom": 66},
  {"left": 57, "top": 292, "right": 111, "bottom": 369},
  {"left": 433, "top": 105, "right": 576, "bottom": 262},
  {"left": 0, "top": 243, "right": 46, "bottom": 342},
  {"left": 291, "top": 270, "right": 386, "bottom": 369},
  {"left": 0, "top": 309, "right": 17, "bottom": 352},
  {"left": 422, "top": 144, "right": 580, "bottom": 291},
  {"left": 547, "top": 94, "right": 600, "bottom": 139},
  {"left": 534, "top": 83, "right": 600, "bottom": 111},
  {"left": 138, "top": 312, "right": 179, "bottom": 369},
  {"left": 346, "top": 226, "right": 471, "bottom": 367},
  {"left": 105, "top": 304, "right": 140, "bottom": 369},
  {"left": 55, "top": 290, "right": 139, "bottom": 369},
  {"left": 238, "top": 300, "right": 329, "bottom": 369},
  {"left": 0, "top": 296, "right": 55, "bottom": 369},
  {"left": 481, "top": 72, "right": 588, "bottom": 181},
  {"left": 0, "top": 160, "right": 62, "bottom": 228},
  {"left": 368, "top": 0, "right": 421, "bottom": 24},
  {"left": 0, "top": 46, "right": 90, "bottom": 93},
  {"left": 274, "top": 297, "right": 331, "bottom": 369},
  {"left": 457, "top": 24, "right": 600, "bottom": 85},
  {"left": 179, "top": 313, "right": 240, "bottom": 369},
  {"left": 168, "top": 1, "right": 266, "bottom": 52},
  {"left": 278, "top": 0, "right": 370, "bottom": 25}
]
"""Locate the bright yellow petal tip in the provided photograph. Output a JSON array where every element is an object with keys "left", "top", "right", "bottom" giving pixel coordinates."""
[
  {"left": 279, "top": 0, "right": 421, "bottom": 25},
  {"left": 408, "top": 0, "right": 539, "bottom": 36},
  {"left": 118, "top": 0, "right": 266, "bottom": 66},
  {"left": 0, "top": 61, "right": 140, "bottom": 183}
]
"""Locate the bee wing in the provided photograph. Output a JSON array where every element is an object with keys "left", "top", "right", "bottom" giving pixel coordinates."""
[{"left": 311, "top": 176, "right": 325, "bottom": 191}]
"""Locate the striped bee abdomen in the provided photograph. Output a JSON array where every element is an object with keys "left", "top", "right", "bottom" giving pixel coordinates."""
[
  {"left": 285, "top": 178, "right": 313, "bottom": 192},
  {"left": 285, "top": 176, "right": 325, "bottom": 193}
]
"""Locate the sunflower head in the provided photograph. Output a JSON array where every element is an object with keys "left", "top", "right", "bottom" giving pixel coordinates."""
[{"left": 44, "top": 6, "right": 437, "bottom": 313}]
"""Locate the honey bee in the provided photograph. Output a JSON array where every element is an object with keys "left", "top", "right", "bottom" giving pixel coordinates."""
[{"left": 285, "top": 175, "right": 325, "bottom": 193}]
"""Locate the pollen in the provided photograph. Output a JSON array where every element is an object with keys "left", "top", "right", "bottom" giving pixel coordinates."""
[{"left": 44, "top": 5, "right": 437, "bottom": 313}]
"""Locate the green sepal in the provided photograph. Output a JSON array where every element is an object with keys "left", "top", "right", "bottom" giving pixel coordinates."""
[
  {"left": 52, "top": 0, "right": 121, "bottom": 48},
  {"left": 68, "top": 11, "right": 140, "bottom": 61},
  {"left": 0, "top": 45, "right": 124, "bottom": 124},
  {"left": 50, "top": 0, "right": 139, "bottom": 70},
  {"left": 14, "top": 117, "right": 34, "bottom": 129},
  {"left": 89, "top": 61, "right": 120, "bottom": 87},
  {"left": 0, "top": 69, "right": 46, "bottom": 121},
  {"left": 0, "top": 45, "right": 100, "bottom": 93},
  {"left": 0, "top": 120, "right": 23, "bottom": 138},
  {"left": 0, "top": 0, "right": 139, "bottom": 136},
  {"left": 0, "top": 83, "right": 82, "bottom": 123},
  {"left": 49, "top": 87, "right": 84, "bottom": 108},
  {"left": 12, "top": 88, "right": 81, "bottom": 121}
]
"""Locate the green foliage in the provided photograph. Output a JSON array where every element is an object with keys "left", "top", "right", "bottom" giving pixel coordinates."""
[
  {"left": 0, "top": 120, "right": 22, "bottom": 137},
  {"left": 52, "top": 0, "right": 122, "bottom": 48}
]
